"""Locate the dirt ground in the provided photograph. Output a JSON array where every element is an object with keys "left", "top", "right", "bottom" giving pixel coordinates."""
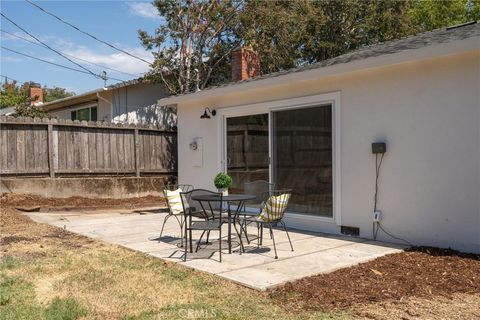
[
  {"left": 270, "top": 247, "right": 480, "bottom": 319},
  {"left": 0, "top": 192, "right": 165, "bottom": 210}
]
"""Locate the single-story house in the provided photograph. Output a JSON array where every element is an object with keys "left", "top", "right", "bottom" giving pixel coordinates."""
[
  {"left": 41, "top": 79, "right": 176, "bottom": 128},
  {"left": 156, "top": 22, "right": 480, "bottom": 254}
]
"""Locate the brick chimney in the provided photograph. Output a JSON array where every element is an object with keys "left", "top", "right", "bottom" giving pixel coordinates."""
[
  {"left": 28, "top": 83, "right": 43, "bottom": 106},
  {"left": 231, "top": 47, "right": 260, "bottom": 82}
]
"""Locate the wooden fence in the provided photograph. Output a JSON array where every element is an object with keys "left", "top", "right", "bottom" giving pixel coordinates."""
[{"left": 0, "top": 116, "right": 177, "bottom": 177}]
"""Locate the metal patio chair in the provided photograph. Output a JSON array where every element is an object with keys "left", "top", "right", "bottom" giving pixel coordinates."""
[
  {"left": 238, "top": 189, "right": 294, "bottom": 259},
  {"left": 159, "top": 184, "right": 194, "bottom": 246},
  {"left": 180, "top": 189, "right": 225, "bottom": 262},
  {"left": 237, "top": 180, "right": 275, "bottom": 244}
]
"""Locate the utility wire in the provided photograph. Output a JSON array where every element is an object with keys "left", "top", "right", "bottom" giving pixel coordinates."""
[
  {"left": 25, "top": 0, "right": 153, "bottom": 65},
  {"left": 1, "top": 29, "right": 138, "bottom": 78},
  {"left": 0, "top": 12, "right": 100, "bottom": 79},
  {"left": 0, "top": 74, "right": 29, "bottom": 85},
  {"left": 1, "top": 46, "right": 124, "bottom": 82}
]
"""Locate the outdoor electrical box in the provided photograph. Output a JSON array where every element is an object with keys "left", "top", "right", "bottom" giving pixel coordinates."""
[{"left": 372, "top": 142, "right": 386, "bottom": 154}]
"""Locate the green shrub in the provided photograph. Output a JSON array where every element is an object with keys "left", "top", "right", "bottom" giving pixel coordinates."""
[
  {"left": 213, "top": 172, "right": 232, "bottom": 189},
  {"left": 44, "top": 297, "right": 87, "bottom": 320}
]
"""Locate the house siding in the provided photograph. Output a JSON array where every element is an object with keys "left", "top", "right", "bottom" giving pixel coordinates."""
[{"left": 176, "top": 50, "right": 480, "bottom": 253}]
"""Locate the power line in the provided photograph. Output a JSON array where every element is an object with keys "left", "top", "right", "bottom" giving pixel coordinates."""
[
  {"left": 0, "top": 12, "right": 100, "bottom": 79},
  {"left": 25, "top": 0, "right": 153, "bottom": 65},
  {"left": 1, "top": 29, "right": 138, "bottom": 78},
  {"left": 0, "top": 74, "right": 29, "bottom": 85},
  {"left": 1, "top": 46, "right": 124, "bottom": 82}
]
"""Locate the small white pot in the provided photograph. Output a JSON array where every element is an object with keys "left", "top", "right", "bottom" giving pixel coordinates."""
[{"left": 217, "top": 188, "right": 229, "bottom": 196}]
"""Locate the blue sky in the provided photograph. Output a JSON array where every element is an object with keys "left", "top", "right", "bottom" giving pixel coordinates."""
[{"left": 1, "top": 0, "right": 161, "bottom": 93}]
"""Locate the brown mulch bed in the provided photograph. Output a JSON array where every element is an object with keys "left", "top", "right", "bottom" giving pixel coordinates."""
[
  {"left": 0, "top": 192, "right": 165, "bottom": 209},
  {"left": 270, "top": 247, "right": 480, "bottom": 312}
]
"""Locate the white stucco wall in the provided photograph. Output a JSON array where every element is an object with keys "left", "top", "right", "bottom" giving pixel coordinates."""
[{"left": 176, "top": 49, "right": 480, "bottom": 253}]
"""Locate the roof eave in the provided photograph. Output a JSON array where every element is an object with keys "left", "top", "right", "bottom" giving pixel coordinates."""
[{"left": 156, "top": 34, "right": 479, "bottom": 106}]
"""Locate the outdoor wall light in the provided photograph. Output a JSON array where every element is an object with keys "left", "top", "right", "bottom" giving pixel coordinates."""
[{"left": 200, "top": 107, "right": 216, "bottom": 119}]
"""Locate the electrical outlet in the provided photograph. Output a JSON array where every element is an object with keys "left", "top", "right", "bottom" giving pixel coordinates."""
[{"left": 373, "top": 210, "right": 382, "bottom": 222}]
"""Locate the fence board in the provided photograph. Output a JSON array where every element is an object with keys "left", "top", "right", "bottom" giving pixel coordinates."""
[
  {"left": 0, "top": 126, "right": 7, "bottom": 169},
  {"left": 0, "top": 116, "right": 176, "bottom": 176}
]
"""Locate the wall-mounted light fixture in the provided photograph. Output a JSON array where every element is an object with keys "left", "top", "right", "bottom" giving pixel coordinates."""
[
  {"left": 189, "top": 141, "right": 198, "bottom": 150},
  {"left": 200, "top": 107, "right": 216, "bottom": 119}
]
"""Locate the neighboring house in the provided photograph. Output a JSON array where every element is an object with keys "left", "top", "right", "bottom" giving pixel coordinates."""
[
  {"left": 0, "top": 83, "right": 44, "bottom": 114},
  {"left": 156, "top": 22, "right": 480, "bottom": 253},
  {"left": 41, "top": 79, "right": 176, "bottom": 128}
]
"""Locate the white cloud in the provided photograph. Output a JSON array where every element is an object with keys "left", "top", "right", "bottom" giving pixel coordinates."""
[
  {"left": 127, "top": 2, "right": 161, "bottom": 20},
  {"left": 63, "top": 46, "right": 153, "bottom": 76}
]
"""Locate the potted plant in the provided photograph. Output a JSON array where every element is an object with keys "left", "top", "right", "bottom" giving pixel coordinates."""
[{"left": 214, "top": 172, "right": 232, "bottom": 196}]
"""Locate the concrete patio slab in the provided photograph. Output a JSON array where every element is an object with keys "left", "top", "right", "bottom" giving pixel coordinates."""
[{"left": 27, "top": 209, "right": 405, "bottom": 291}]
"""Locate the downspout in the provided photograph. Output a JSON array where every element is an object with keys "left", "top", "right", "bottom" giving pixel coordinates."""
[{"left": 96, "top": 91, "right": 113, "bottom": 122}]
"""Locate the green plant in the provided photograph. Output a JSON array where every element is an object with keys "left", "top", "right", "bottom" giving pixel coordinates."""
[
  {"left": 44, "top": 297, "right": 87, "bottom": 320},
  {"left": 213, "top": 172, "right": 232, "bottom": 189}
]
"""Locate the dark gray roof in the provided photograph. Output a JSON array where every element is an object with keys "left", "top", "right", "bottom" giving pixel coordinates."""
[{"left": 172, "top": 21, "right": 479, "bottom": 98}]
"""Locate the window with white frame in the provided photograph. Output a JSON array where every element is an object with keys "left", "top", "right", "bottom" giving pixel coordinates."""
[{"left": 71, "top": 106, "right": 97, "bottom": 121}]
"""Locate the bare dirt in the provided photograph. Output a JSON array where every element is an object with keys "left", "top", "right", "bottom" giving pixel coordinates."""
[
  {"left": 270, "top": 247, "right": 480, "bottom": 314},
  {"left": 0, "top": 192, "right": 165, "bottom": 210}
]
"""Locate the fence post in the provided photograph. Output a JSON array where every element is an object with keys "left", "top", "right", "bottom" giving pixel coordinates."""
[
  {"left": 47, "top": 123, "right": 55, "bottom": 178},
  {"left": 134, "top": 128, "right": 140, "bottom": 177}
]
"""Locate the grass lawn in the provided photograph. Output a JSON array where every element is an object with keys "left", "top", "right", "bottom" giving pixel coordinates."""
[
  {"left": 1, "top": 194, "right": 479, "bottom": 320},
  {"left": 0, "top": 207, "right": 347, "bottom": 320}
]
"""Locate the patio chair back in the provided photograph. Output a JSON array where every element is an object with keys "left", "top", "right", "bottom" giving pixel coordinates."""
[
  {"left": 179, "top": 189, "right": 223, "bottom": 221},
  {"left": 258, "top": 189, "right": 292, "bottom": 222},
  {"left": 244, "top": 180, "right": 275, "bottom": 210},
  {"left": 163, "top": 184, "right": 194, "bottom": 216}
]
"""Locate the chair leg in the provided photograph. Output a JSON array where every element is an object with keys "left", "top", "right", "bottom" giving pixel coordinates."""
[
  {"left": 219, "top": 226, "right": 222, "bottom": 263},
  {"left": 159, "top": 214, "right": 172, "bottom": 240},
  {"left": 280, "top": 221, "right": 294, "bottom": 251},
  {"left": 196, "top": 230, "right": 206, "bottom": 252},
  {"left": 189, "top": 229, "right": 193, "bottom": 253},
  {"left": 241, "top": 219, "right": 250, "bottom": 244},
  {"left": 260, "top": 224, "right": 264, "bottom": 245},
  {"left": 232, "top": 219, "right": 244, "bottom": 254},
  {"left": 184, "top": 228, "right": 188, "bottom": 262},
  {"left": 257, "top": 222, "right": 260, "bottom": 248},
  {"left": 206, "top": 230, "right": 211, "bottom": 244},
  {"left": 267, "top": 223, "right": 278, "bottom": 259}
]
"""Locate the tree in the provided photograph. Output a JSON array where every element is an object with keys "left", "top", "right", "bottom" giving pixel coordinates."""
[
  {"left": 409, "top": 0, "right": 480, "bottom": 31},
  {"left": 43, "top": 86, "right": 75, "bottom": 103},
  {"left": 239, "top": 0, "right": 415, "bottom": 72},
  {"left": 142, "top": 0, "right": 479, "bottom": 93},
  {"left": 138, "top": 0, "right": 244, "bottom": 94},
  {"left": 0, "top": 80, "right": 29, "bottom": 109}
]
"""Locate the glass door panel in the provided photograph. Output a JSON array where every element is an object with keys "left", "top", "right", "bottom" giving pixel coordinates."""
[
  {"left": 226, "top": 114, "right": 269, "bottom": 194},
  {"left": 272, "top": 105, "right": 333, "bottom": 217}
]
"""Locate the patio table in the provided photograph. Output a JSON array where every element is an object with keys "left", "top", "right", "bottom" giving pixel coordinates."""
[{"left": 191, "top": 194, "right": 255, "bottom": 254}]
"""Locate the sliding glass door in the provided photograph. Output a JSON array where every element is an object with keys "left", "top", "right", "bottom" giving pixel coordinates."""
[
  {"left": 272, "top": 105, "right": 333, "bottom": 217},
  {"left": 226, "top": 114, "right": 269, "bottom": 193},
  {"left": 224, "top": 103, "right": 333, "bottom": 218}
]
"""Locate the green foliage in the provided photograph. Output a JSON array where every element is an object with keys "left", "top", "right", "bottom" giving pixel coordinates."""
[
  {"left": 138, "top": 0, "right": 244, "bottom": 94},
  {"left": 0, "top": 81, "right": 29, "bottom": 109},
  {"left": 44, "top": 297, "right": 88, "bottom": 320},
  {"left": 43, "top": 87, "right": 75, "bottom": 103},
  {"left": 214, "top": 172, "right": 232, "bottom": 189},
  {"left": 142, "top": 0, "right": 479, "bottom": 93},
  {"left": 409, "top": 0, "right": 480, "bottom": 31},
  {"left": 14, "top": 104, "right": 53, "bottom": 119}
]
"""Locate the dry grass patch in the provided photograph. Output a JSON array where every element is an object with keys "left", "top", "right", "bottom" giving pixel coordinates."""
[{"left": 1, "top": 207, "right": 344, "bottom": 320}]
